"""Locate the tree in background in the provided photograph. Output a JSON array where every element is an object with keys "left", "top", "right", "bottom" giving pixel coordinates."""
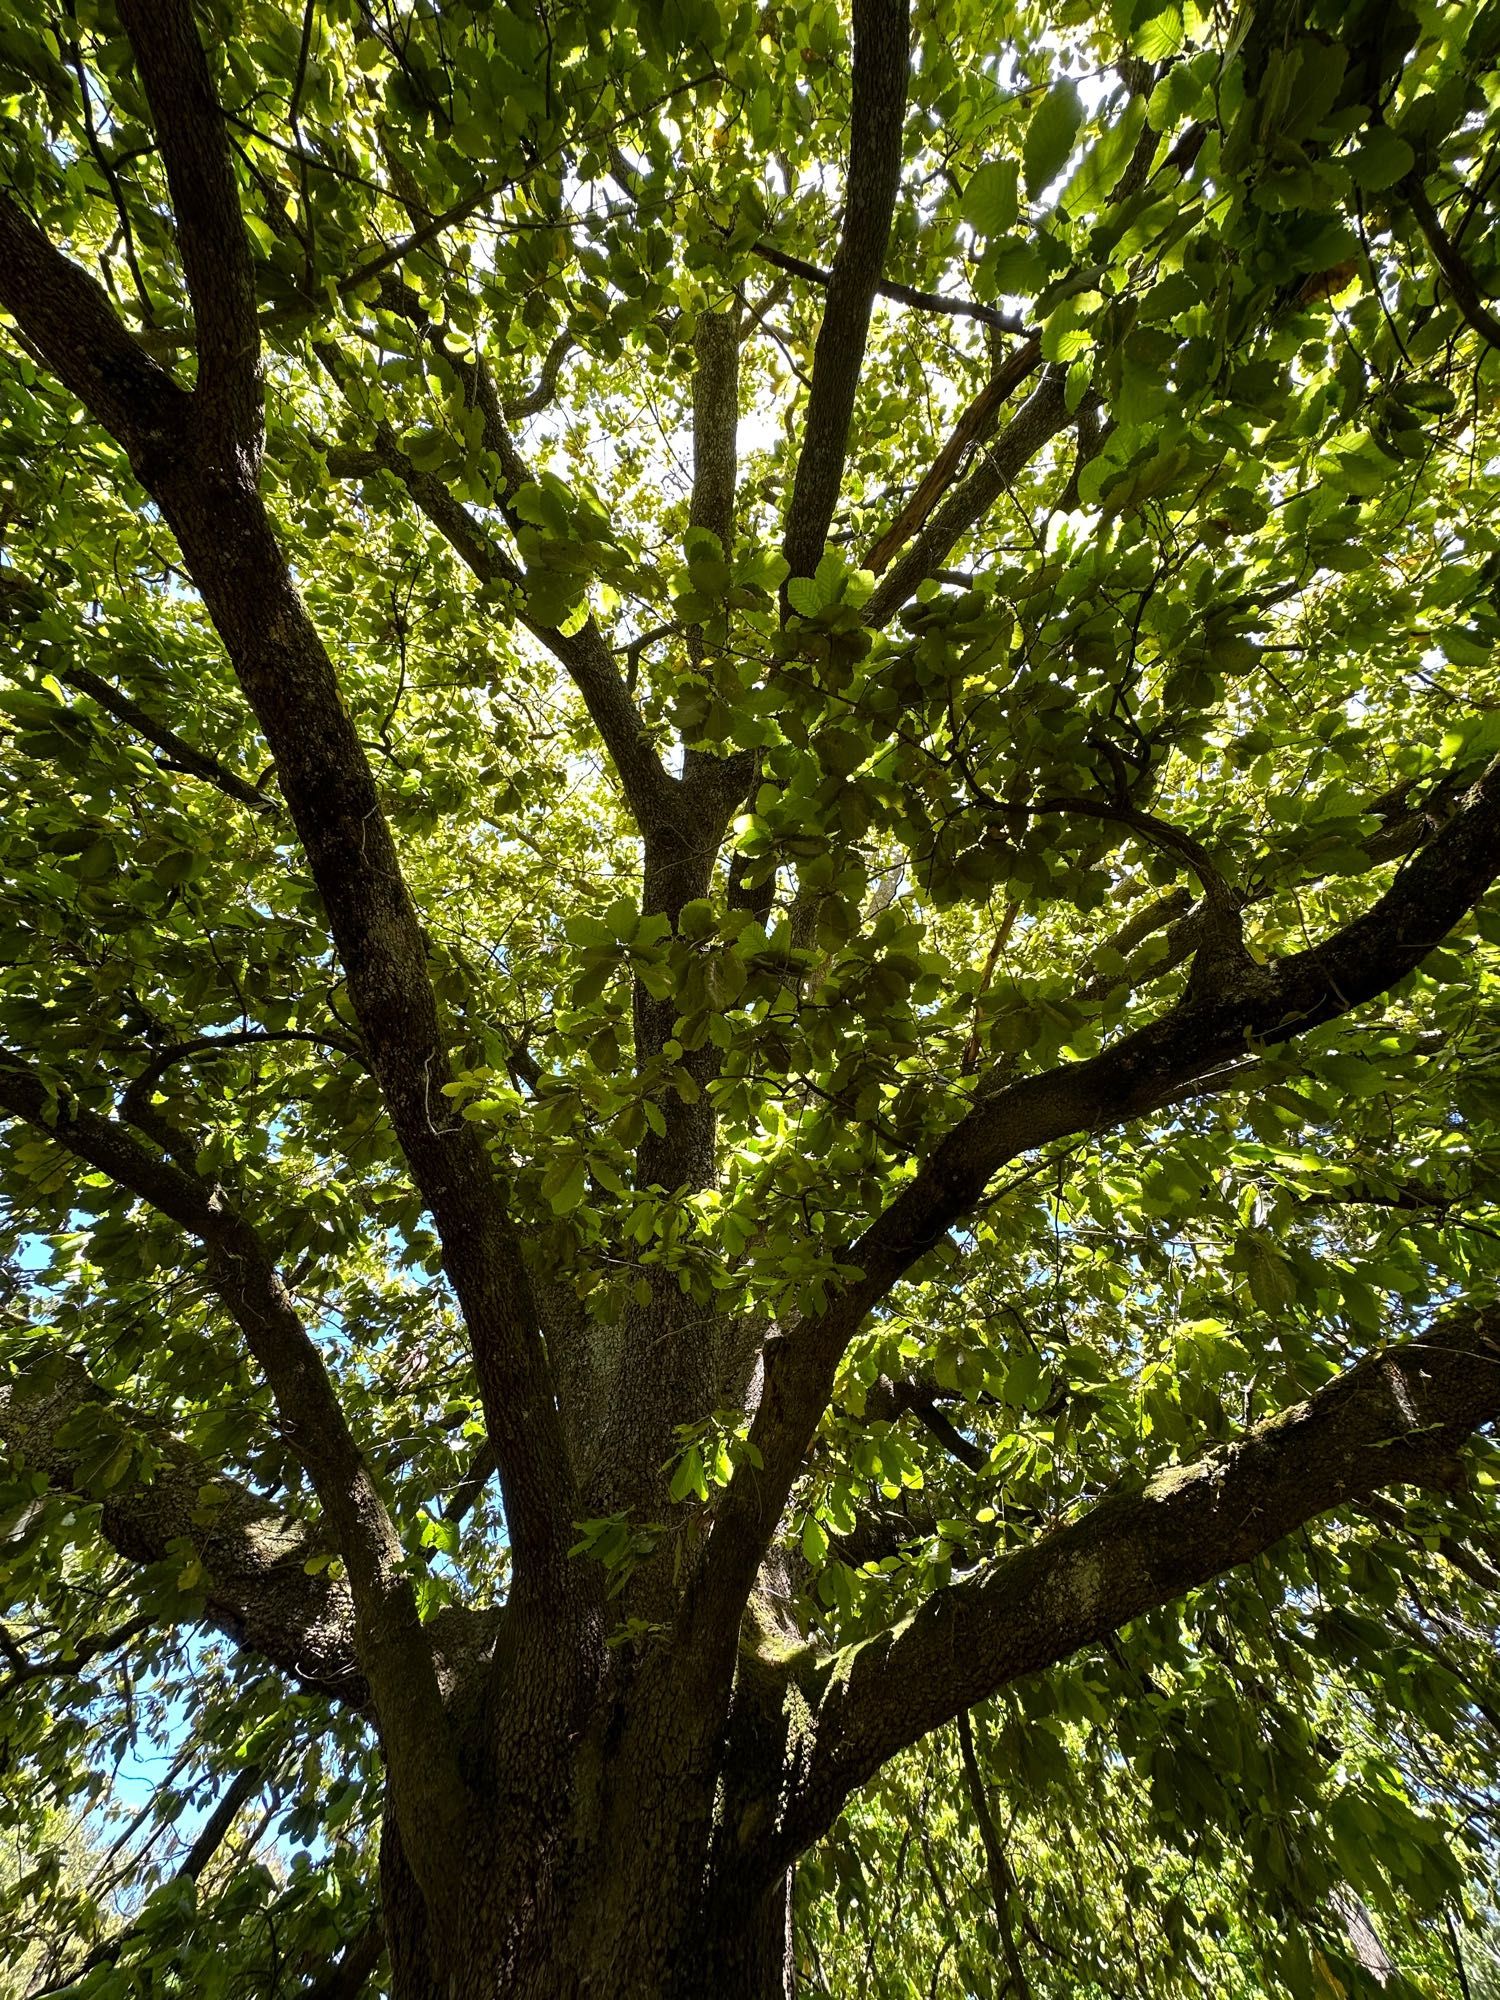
[{"left": 3, "top": 0, "right": 1500, "bottom": 1991}]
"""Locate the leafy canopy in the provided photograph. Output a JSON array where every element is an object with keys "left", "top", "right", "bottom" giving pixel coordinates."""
[{"left": 3, "top": 0, "right": 1500, "bottom": 1992}]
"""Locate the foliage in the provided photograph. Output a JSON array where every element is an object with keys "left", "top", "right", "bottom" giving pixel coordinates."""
[{"left": 2, "top": 0, "right": 1500, "bottom": 1991}]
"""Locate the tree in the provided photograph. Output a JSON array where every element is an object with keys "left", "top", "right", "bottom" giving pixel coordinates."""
[{"left": 2, "top": 0, "right": 1500, "bottom": 1990}]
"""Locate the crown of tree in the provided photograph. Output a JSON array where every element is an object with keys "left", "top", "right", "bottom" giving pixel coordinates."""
[{"left": 3, "top": 1, "right": 1500, "bottom": 1995}]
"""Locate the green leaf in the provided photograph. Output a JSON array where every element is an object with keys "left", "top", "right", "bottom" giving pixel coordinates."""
[
  {"left": 787, "top": 575, "right": 825, "bottom": 619},
  {"left": 963, "top": 157, "right": 1020, "bottom": 237},
  {"left": 1348, "top": 127, "right": 1416, "bottom": 191},
  {"left": 1024, "top": 80, "right": 1083, "bottom": 196},
  {"left": 1132, "top": 3, "right": 1184, "bottom": 60},
  {"left": 542, "top": 1155, "right": 588, "bottom": 1214}
]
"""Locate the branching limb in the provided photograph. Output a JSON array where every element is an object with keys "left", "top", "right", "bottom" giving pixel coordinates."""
[
  {"left": 1405, "top": 176, "right": 1500, "bottom": 354},
  {"left": 32, "top": 1759, "right": 274, "bottom": 1997},
  {"left": 322, "top": 364, "right": 677, "bottom": 835},
  {"left": 302, "top": 1917, "right": 386, "bottom": 2000},
  {"left": 863, "top": 1375, "right": 988, "bottom": 1473},
  {"left": 768, "top": 1302, "right": 1500, "bottom": 1872},
  {"left": 0, "top": 190, "right": 190, "bottom": 471},
  {"left": 782, "top": 0, "right": 911, "bottom": 583},
  {"left": 117, "top": 0, "right": 264, "bottom": 461},
  {"left": 50, "top": 662, "right": 274, "bottom": 811},
  {"left": 0, "top": 1351, "right": 365, "bottom": 1704},
  {"left": 0, "top": 1050, "right": 464, "bottom": 1865},
  {"left": 0, "top": 9, "right": 582, "bottom": 1641},
  {"left": 686, "top": 754, "right": 1500, "bottom": 1657},
  {"left": 753, "top": 240, "right": 1028, "bottom": 338},
  {"left": 0, "top": 1610, "right": 156, "bottom": 1689},
  {"left": 863, "top": 335, "right": 1043, "bottom": 577},
  {"left": 956, "top": 1710, "right": 1034, "bottom": 2000}
]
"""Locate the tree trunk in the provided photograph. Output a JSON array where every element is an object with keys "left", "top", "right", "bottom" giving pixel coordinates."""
[{"left": 380, "top": 1795, "right": 795, "bottom": 2000}]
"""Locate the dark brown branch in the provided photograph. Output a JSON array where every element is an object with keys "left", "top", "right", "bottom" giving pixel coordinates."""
[
  {"left": 864, "top": 368, "right": 1071, "bottom": 627},
  {"left": 1406, "top": 176, "right": 1500, "bottom": 354},
  {"left": 302, "top": 1917, "right": 386, "bottom": 2000},
  {"left": 863, "top": 335, "right": 1043, "bottom": 576},
  {"left": 1362, "top": 1493, "right": 1500, "bottom": 1593},
  {"left": 445, "top": 1440, "right": 498, "bottom": 1526},
  {"left": 0, "top": 1351, "right": 365, "bottom": 1704},
  {"left": 956, "top": 1710, "right": 1033, "bottom": 2000},
  {"left": 322, "top": 344, "right": 677, "bottom": 835},
  {"left": 505, "top": 330, "right": 574, "bottom": 421},
  {"left": 781, "top": 0, "right": 911, "bottom": 583},
  {"left": 56, "top": 663, "right": 274, "bottom": 810},
  {"left": 864, "top": 1376, "right": 988, "bottom": 1473},
  {"left": 0, "top": 1610, "right": 156, "bottom": 1689},
  {"left": 771, "top": 1301, "right": 1500, "bottom": 1870},
  {"left": 0, "top": 93, "right": 581, "bottom": 1641},
  {"left": 118, "top": 0, "right": 263, "bottom": 458},
  {"left": 121, "top": 1029, "right": 367, "bottom": 1129},
  {"left": 32, "top": 1760, "right": 272, "bottom": 1996},
  {"left": 753, "top": 240, "right": 1028, "bottom": 337},
  {"left": 0, "top": 190, "right": 189, "bottom": 468},
  {"left": 687, "top": 753, "right": 1500, "bottom": 1659}
]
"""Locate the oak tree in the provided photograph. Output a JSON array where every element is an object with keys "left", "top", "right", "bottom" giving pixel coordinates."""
[{"left": 3, "top": 0, "right": 1500, "bottom": 1993}]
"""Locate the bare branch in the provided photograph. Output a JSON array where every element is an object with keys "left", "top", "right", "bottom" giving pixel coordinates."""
[
  {"left": 753, "top": 239, "right": 1028, "bottom": 337},
  {"left": 0, "top": 1611, "right": 156, "bottom": 1690},
  {"left": 782, "top": 0, "right": 911, "bottom": 583}
]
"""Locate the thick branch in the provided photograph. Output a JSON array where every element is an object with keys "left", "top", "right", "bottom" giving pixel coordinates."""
[
  {"left": 689, "top": 311, "right": 740, "bottom": 579},
  {"left": 773, "top": 1302, "right": 1500, "bottom": 1868},
  {"left": 0, "top": 191, "right": 189, "bottom": 469},
  {"left": 0, "top": 133, "right": 580, "bottom": 1626},
  {"left": 118, "top": 0, "right": 263, "bottom": 459},
  {"left": 781, "top": 0, "right": 911, "bottom": 582},
  {"left": 0, "top": 1351, "right": 365, "bottom": 1705},
  {"left": 687, "top": 753, "right": 1500, "bottom": 1654}
]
